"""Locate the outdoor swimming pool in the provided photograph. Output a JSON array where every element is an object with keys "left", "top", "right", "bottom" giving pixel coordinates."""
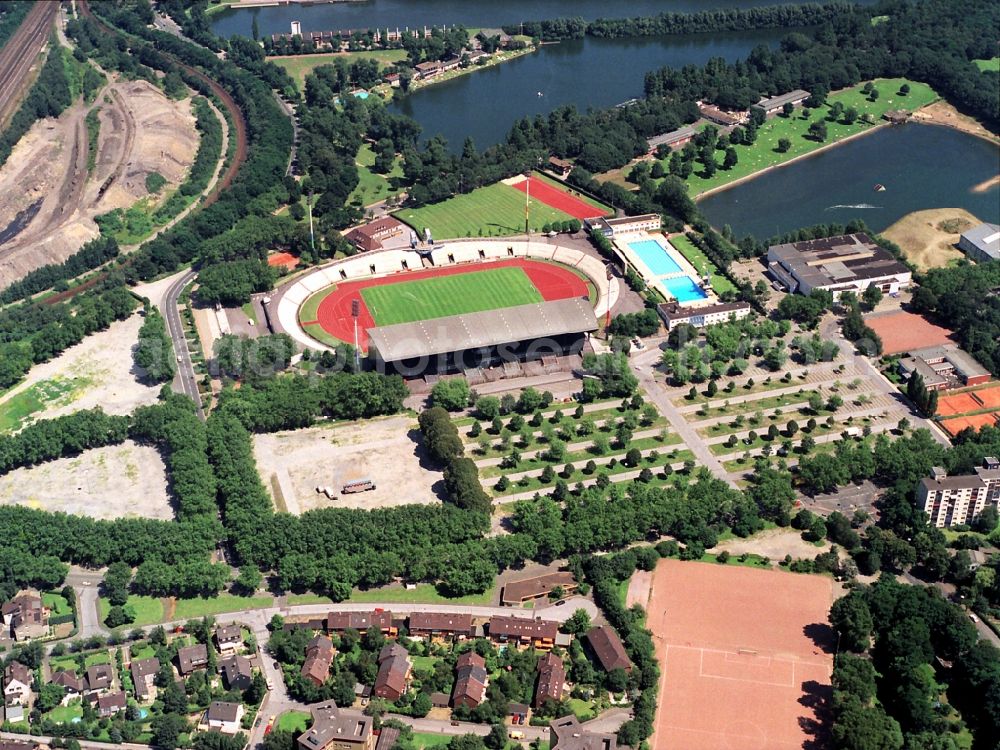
[
  {"left": 628, "top": 239, "right": 683, "bottom": 277},
  {"left": 663, "top": 276, "right": 709, "bottom": 303}
]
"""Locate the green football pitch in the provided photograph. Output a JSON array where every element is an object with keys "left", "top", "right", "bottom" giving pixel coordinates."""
[{"left": 360, "top": 267, "right": 543, "bottom": 326}]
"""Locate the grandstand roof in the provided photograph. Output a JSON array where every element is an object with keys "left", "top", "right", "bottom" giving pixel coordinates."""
[{"left": 367, "top": 297, "right": 597, "bottom": 362}]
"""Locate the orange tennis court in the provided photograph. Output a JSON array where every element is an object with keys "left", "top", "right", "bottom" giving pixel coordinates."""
[
  {"left": 864, "top": 310, "right": 955, "bottom": 355},
  {"left": 938, "top": 392, "right": 985, "bottom": 416},
  {"left": 647, "top": 560, "right": 835, "bottom": 750},
  {"left": 972, "top": 384, "right": 1000, "bottom": 409},
  {"left": 942, "top": 413, "right": 1000, "bottom": 436}
]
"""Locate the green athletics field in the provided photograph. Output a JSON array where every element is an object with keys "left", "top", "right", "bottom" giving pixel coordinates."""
[
  {"left": 660, "top": 78, "right": 938, "bottom": 197},
  {"left": 394, "top": 181, "right": 576, "bottom": 240},
  {"left": 361, "top": 266, "right": 543, "bottom": 326}
]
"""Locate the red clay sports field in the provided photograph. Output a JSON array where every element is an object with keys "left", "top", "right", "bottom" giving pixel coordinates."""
[
  {"left": 510, "top": 176, "right": 606, "bottom": 220},
  {"left": 300, "top": 258, "right": 590, "bottom": 351}
]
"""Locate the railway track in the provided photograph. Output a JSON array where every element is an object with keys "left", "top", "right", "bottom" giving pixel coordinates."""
[
  {"left": 77, "top": 0, "right": 248, "bottom": 206},
  {"left": 0, "top": 1, "right": 60, "bottom": 127}
]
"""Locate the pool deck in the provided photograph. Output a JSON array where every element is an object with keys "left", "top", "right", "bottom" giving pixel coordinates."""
[{"left": 613, "top": 231, "right": 718, "bottom": 306}]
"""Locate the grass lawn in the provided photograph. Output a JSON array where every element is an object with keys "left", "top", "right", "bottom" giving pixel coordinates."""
[
  {"left": 699, "top": 552, "right": 771, "bottom": 568},
  {"left": 410, "top": 655, "right": 439, "bottom": 673},
  {"left": 276, "top": 711, "right": 311, "bottom": 733},
  {"left": 395, "top": 181, "right": 575, "bottom": 239},
  {"left": 361, "top": 266, "right": 542, "bottom": 325},
  {"left": 270, "top": 50, "right": 408, "bottom": 89},
  {"left": 411, "top": 732, "right": 452, "bottom": 750},
  {"left": 348, "top": 583, "right": 495, "bottom": 606},
  {"left": 42, "top": 592, "right": 73, "bottom": 617},
  {"left": 973, "top": 57, "right": 1000, "bottom": 73},
  {"left": 0, "top": 376, "right": 87, "bottom": 432},
  {"left": 566, "top": 697, "right": 598, "bottom": 721},
  {"left": 173, "top": 594, "right": 274, "bottom": 620},
  {"left": 49, "top": 655, "right": 81, "bottom": 673},
  {"left": 350, "top": 144, "right": 405, "bottom": 206},
  {"left": 668, "top": 78, "right": 937, "bottom": 197},
  {"left": 98, "top": 596, "right": 164, "bottom": 628},
  {"left": 84, "top": 651, "right": 110, "bottom": 667},
  {"left": 130, "top": 643, "right": 157, "bottom": 660},
  {"left": 667, "top": 233, "right": 737, "bottom": 295},
  {"left": 46, "top": 702, "right": 83, "bottom": 724}
]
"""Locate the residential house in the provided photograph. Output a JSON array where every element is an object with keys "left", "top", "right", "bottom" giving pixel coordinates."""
[
  {"left": 214, "top": 624, "right": 243, "bottom": 654},
  {"left": 414, "top": 60, "right": 443, "bottom": 79},
  {"left": 85, "top": 664, "right": 114, "bottom": 694},
  {"left": 3, "top": 662, "right": 32, "bottom": 705},
  {"left": 177, "top": 644, "right": 209, "bottom": 675},
  {"left": 487, "top": 616, "right": 559, "bottom": 649},
  {"left": 549, "top": 715, "right": 617, "bottom": 750},
  {"left": 97, "top": 691, "right": 126, "bottom": 718},
  {"left": 206, "top": 701, "right": 245, "bottom": 734},
  {"left": 586, "top": 626, "right": 632, "bottom": 674},
  {"left": 297, "top": 701, "right": 375, "bottom": 750},
  {"left": 301, "top": 635, "right": 335, "bottom": 687},
  {"left": 50, "top": 670, "right": 84, "bottom": 704},
  {"left": 130, "top": 657, "right": 160, "bottom": 702},
  {"left": 1, "top": 591, "right": 49, "bottom": 641},
  {"left": 326, "top": 610, "right": 395, "bottom": 637},
  {"left": 1, "top": 702, "right": 24, "bottom": 725},
  {"left": 221, "top": 654, "right": 255, "bottom": 691},
  {"left": 501, "top": 572, "right": 578, "bottom": 606},
  {"left": 451, "top": 651, "right": 488, "bottom": 709},
  {"left": 407, "top": 612, "right": 473, "bottom": 640},
  {"left": 373, "top": 643, "right": 411, "bottom": 702},
  {"left": 534, "top": 652, "right": 565, "bottom": 709}
]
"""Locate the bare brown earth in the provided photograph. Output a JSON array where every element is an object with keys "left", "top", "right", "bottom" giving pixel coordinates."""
[
  {"left": 0, "top": 79, "right": 198, "bottom": 287},
  {"left": 882, "top": 208, "right": 978, "bottom": 271},
  {"left": 912, "top": 100, "right": 1000, "bottom": 144}
]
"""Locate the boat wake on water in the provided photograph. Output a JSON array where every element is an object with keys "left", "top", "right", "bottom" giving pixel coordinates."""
[{"left": 826, "top": 204, "right": 881, "bottom": 210}]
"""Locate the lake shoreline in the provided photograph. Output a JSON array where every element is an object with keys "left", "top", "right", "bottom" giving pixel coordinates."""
[{"left": 694, "top": 122, "right": 891, "bottom": 202}]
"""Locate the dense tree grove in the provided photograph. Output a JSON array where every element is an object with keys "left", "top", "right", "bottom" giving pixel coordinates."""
[
  {"left": 133, "top": 307, "right": 176, "bottom": 384},
  {"left": 0, "top": 236, "right": 119, "bottom": 304},
  {"left": 910, "top": 261, "right": 1000, "bottom": 376},
  {"left": 420, "top": 407, "right": 492, "bottom": 514},
  {"left": 830, "top": 576, "right": 1000, "bottom": 750},
  {"left": 0, "top": 40, "right": 73, "bottom": 168},
  {"left": 0, "top": 409, "right": 130, "bottom": 475}
]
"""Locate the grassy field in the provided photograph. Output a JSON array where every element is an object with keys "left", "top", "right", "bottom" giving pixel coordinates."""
[
  {"left": 276, "top": 711, "right": 311, "bottom": 733},
  {"left": 669, "top": 78, "right": 937, "bottom": 197},
  {"left": 350, "top": 143, "right": 405, "bottom": 206},
  {"left": 172, "top": 594, "right": 274, "bottom": 620},
  {"left": 395, "top": 181, "right": 575, "bottom": 239},
  {"left": 99, "top": 596, "right": 164, "bottom": 628},
  {"left": 361, "top": 266, "right": 542, "bottom": 325},
  {"left": 668, "top": 233, "right": 737, "bottom": 295},
  {"left": 46, "top": 703, "right": 83, "bottom": 725},
  {"left": 973, "top": 57, "right": 1000, "bottom": 73},
  {"left": 0, "top": 376, "right": 87, "bottom": 432},
  {"left": 270, "top": 50, "right": 408, "bottom": 89},
  {"left": 411, "top": 733, "right": 453, "bottom": 750}
]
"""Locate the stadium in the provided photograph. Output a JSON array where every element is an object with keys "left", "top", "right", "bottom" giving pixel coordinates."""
[{"left": 275, "top": 240, "right": 616, "bottom": 376}]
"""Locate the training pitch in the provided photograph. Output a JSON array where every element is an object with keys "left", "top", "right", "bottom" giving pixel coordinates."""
[{"left": 647, "top": 559, "right": 836, "bottom": 750}]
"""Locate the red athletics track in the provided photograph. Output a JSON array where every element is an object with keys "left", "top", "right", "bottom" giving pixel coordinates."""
[
  {"left": 302, "top": 258, "right": 589, "bottom": 351},
  {"left": 510, "top": 177, "right": 607, "bottom": 220}
]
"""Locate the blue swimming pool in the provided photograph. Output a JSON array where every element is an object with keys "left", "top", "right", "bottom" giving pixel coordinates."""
[
  {"left": 663, "top": 276, "right": 709, "bottom": 303},
  {"left": 628, "top": 239, "right": 683, "bottom": 277}
]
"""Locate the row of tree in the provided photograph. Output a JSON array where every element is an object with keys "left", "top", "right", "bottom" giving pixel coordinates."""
[
  {"left": 0, "top": 235, "right": 119, "bottom": 305},
  {"left": 419, "top": 407, "right": 492, "bottom": 515},
  {"left": 133, "top": 307, "right": 175, "bottom": 384}
]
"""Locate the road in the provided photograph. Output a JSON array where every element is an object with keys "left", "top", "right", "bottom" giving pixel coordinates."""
[
  {"left": 273, "top": 91, "right": 298, "bottom": 176},
  {"left": 160, "top": 268, "right": 205, "bottom": 418},
  {"left": 63, "top": 567, "right": 106, "bottom": 639},
  {"left": 0, "top": 0, "right": 59, "bottom": 127}
]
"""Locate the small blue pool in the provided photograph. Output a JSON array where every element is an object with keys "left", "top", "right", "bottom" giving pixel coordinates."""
[
  {"left": 353, "top": 91, "right": 370, "bottom": 99},
  {"left": 663, "top": 276, "right": 709, "bottom": 303},
  {"left": 628, "top": 239, "right": 683, "bottom": 277},
  {"left": 138, "top": 708, "right": 149, "bottom": 719}
]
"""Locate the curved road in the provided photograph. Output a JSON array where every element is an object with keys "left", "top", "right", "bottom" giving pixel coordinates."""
[{"left": 0, "top": 0, "right": 59, "bottom": 126}]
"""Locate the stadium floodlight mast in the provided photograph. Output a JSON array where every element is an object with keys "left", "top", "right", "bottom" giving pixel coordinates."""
[
  {"left": 351, "top": 299, "right": 361, "bottom": 371},
  {"left": 523, "top": 170, "right": 531, "bottom": 237},
  {"left": 307, "top": 191, "right": 315, "bottom": 252}
]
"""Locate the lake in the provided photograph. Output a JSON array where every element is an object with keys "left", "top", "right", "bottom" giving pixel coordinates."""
[
  {"left": 210, "top": 0, "right": 845, "bottom": 38},
  {"left": 387, "top": 29, "right": 793, "bottom": 149},
  {"left": 698, "top": 123, "right": 1000, "bottom": 240}
]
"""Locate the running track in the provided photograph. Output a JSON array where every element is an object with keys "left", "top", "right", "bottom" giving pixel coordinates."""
[
  {"left": 303, "top": 259, "right": 589, "bottom": 351},
  {"left": 511, "top": 177, "right": 607, "bottom": 220}
]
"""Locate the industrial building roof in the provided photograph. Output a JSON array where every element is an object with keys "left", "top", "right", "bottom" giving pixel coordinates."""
[
  {"left": 961, "top": 222, "right": 1000, "bottom": 260},
  {"left": 754, "top": 89, "right": 810, "bottom": 111},
  {"left": 768, "top": 233, "right": 910, "bottom": 291},
  {"left": 368, "top": 297, "right": 597, "bottom": 362}
]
